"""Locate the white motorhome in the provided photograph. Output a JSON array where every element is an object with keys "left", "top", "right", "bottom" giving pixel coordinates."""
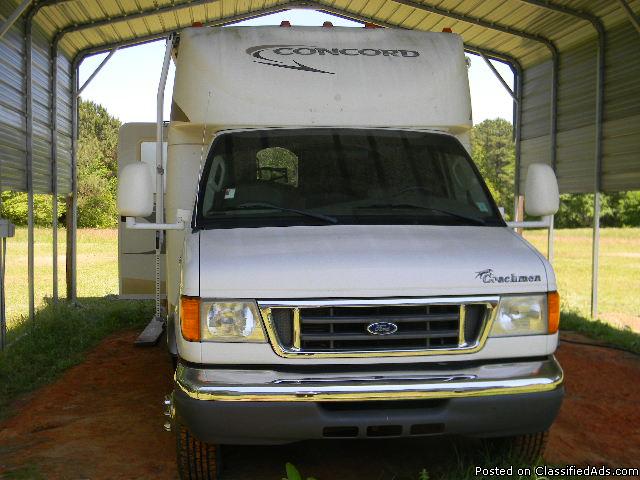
[{"left": 117, "top": 24, "right": 563, "bottom": 479}]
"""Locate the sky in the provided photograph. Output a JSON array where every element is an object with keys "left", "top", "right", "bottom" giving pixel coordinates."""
[{"left": 79, "top": 9, "right": 514, "bottom": 125}]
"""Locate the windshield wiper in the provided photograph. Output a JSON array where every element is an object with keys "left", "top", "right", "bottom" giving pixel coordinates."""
[
  {"left": 225, "top": 202, "right": 339, "bottom": 224},
  {"left": 355, "top": 203, "right": 486, "bottom": 226}
]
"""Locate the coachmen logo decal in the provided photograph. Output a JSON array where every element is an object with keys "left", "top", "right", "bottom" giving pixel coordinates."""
[
  {"left": 245, "top": 44, "right": 420, "bottom": 75},
  {"left": 475, "top": 268, "right": 542, "bottom": 284}
]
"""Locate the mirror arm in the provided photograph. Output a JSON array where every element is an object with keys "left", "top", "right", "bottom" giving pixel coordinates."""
[
  {"left": 506, "top": 215, "right": 553, "bottom": 229},
  {"left": 124, "top": 209, "right": 191, "bottom": 231},
  {"left": 125, "top": 217, "right": 185, "bottom": 231}
]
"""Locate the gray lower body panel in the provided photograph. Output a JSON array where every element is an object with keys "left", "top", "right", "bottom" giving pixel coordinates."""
[{"left": 173, "top": 370, "right": 564, "bottom": 445}]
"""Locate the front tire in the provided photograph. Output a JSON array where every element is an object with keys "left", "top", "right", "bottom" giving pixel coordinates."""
[
  {"left": 176, "top": 424, "right": 221, "bottom": 479},
  {"left": 486, "top": 430, "right": 549, "bottom": 464}
]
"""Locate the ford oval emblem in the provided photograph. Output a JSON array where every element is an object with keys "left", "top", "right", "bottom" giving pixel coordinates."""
[{"left": 366, "top": 321, "right": 398, "bottom": 336}]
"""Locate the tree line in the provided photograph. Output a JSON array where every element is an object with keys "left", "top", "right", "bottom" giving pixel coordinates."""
[
  {"left": 1, "top": 103, "right": 638, "bottom": 228},
  {"left": 470, "top": 118, "right": 639, "bottom": 227}
]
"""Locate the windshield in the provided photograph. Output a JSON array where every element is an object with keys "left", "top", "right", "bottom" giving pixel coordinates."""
[{"left": 195, "top": 129, "right": 504, "bottom": 229}]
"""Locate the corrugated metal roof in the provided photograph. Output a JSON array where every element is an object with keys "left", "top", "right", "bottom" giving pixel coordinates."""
[{"left": 22, "top": 0, "right": 636, "bottom": 66}]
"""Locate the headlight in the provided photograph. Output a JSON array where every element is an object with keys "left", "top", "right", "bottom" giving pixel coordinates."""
[
  {"left": 490, "top": 294, "right": 547, "bottom": 337},
  {"left": 201, "top": 301, "right": 266, "bottom": 342}
]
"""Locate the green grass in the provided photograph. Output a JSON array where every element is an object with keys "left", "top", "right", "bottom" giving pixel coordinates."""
[
  {"left": 560, "top": 310, "right": 640, "bottom": 354},
  {"left": 0, "top": 297, "right": 151, "bottom": 420},
  {"left": 3, "top": 227, "right": 119, "bottom": 328},
  {"left": 1, "top": 464, "right": 45, "bottom": 480},
  {"left": 524, "top": 228, "right": 640, "bottom": 329}
]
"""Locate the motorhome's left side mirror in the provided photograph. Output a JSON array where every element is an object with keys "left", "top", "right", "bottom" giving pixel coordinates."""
[
  {"left": 117, "top": 163, "right": 154, "bottom": 218},
  {"left": 524, "top": 163, "right": 560, "bottom": 217}
]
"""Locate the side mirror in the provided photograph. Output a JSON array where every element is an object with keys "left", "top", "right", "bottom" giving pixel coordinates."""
[
  {"left": 117, "top": 163, "right": 154, "bottom": 217},
  {"left": 524, "top": 163, "right": 559, "bottom": 217}
]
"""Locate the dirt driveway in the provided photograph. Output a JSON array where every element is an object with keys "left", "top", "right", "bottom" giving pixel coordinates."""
[{"left": 1, "top": 330, "right": 638, "bottom": 479}]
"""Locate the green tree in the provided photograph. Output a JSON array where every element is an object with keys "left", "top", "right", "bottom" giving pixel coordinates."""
[
  {"left": 619, "top": 191, "right": 640, "bottom": 226},
  {"left": 0, "top": 100, "right": 121, "bottom": 228},
  {"left": 470, "top": 118, "right": 515, "bottom": 219},
  {"left": 76, "top": 100, "right": 121, "bottom": 228},
  {"left": 554, "top": 191, "right": 640, "bottom": 228},
  {"left": 0, "top": 192, "right": 66, "bottom": 226}
]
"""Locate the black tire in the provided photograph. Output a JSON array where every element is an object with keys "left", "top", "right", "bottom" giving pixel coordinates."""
[
  {"left": 486, "top": 430, "right": 549, "bottom": 465},
  {"left": 176, "top": 424, "right": 221, "bottom": 480}
]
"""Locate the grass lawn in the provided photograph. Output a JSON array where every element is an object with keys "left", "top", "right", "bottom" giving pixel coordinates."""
[
  {"left": 3, "top": 228, "right": 118, "bottom": 331},
  {"left": 524, "top": 228, "right": 640, "bottom": 330}
]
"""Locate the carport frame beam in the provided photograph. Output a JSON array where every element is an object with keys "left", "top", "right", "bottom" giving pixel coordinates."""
[
  {"left": 0, "top": 0, "right": 32, "bottom": 39},
  {"left": 519, "top": 0, "right": 606, "bottom": 317},
  {"left": 617, "top": 0, "right": 640, "bottom": 34},
  {"left": 77, "top": 48, "right": 119, "bottom": 97},
  {"left": 479, "top": 53, "right": 517, "bottom": 104}
]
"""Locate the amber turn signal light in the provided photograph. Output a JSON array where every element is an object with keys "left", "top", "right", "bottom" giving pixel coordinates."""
[
  {"left": 547, "top": 291, "right": 560, "bottom": 334},
  {"left": 180, "top": 296, "right": 201, "bottom": 341}
]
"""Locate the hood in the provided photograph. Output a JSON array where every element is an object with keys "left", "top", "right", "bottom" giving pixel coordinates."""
[{"left": 196, "top": 225, "right": 553, "bottom": 299}]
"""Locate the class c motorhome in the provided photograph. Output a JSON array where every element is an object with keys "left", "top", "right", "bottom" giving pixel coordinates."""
[{"left": 117, "top": 24, "right": 563, "bottom": 479}]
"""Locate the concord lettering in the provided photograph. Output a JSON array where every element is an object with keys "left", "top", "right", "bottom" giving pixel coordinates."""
[
  {"left": 269, "top": 47, "right": 420, "bottom": 57},
  {"left": 245, "top": 44, "right": 421, "bottom": 74}
]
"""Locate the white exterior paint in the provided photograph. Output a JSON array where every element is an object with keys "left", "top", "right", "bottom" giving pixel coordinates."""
[
  {"left": 118, "top": 26, "right": 559, "bottom": 368},
  {"left": 194, "top": 224, "right": 554, "bottom": 299},
  {"left": 172, "top": 26, "right": 472, "bottom": 132}
]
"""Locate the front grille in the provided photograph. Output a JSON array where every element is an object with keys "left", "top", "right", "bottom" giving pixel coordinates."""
[{"left": 261, "top": 300, "right": 491, "bottom": 356}]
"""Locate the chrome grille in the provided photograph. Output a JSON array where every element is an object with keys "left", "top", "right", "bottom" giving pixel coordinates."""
[
  {"left": 299, "top": 305, "right": 461, "bottom": 351},
  {"left": 259, "top": 298, "right": 496, "bottom": 358}
]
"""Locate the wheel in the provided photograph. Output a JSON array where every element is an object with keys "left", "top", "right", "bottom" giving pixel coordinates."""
[
  {"left": 486, "top": 430, "right": 549, "bottom": 465},
  {"left": 176, "top": 423, "right": 221, "bottom": 479}
]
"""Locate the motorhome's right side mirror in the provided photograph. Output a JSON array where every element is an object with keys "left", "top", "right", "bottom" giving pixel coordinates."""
[
  {"left": 117, "top": 162, "right": 154, "bottom": 218},
  {"left": 524, "top": 163, "right": 560, "bottom": 217}
]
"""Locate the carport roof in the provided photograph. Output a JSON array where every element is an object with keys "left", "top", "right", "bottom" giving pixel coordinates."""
[{"left": 29, "top": 0, "right": 638, "bottom": 66}]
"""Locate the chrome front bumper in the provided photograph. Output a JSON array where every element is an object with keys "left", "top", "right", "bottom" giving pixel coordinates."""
[{"left": 175, "top": 356, "right": 563, "bottom": 402}]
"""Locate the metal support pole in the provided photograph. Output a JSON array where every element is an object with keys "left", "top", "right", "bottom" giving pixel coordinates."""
[
  {"left": 548, "top": 216, "right": 554, "bottom": 262},
  {"left": 77, "top": 47, "right": 118, "bottom": 97},
  {"left": 513, "top": 63, "right": 524, "bottom": 229},
  {"left": 591, "top": 28, "right": 606, "bottom": 320},
  {"left": 617, "top": 0, "right": 640, "bottom": 34},
  {"left": 51, "top": 44, "right": 58, "bottom": 302},
  {"left": 546, "top": 52, "right": 559, "bottom": 259},
  {"left": 591, "top": 193, "right": 601, "bottom": 318},
  {"left": 550, "top": 54, "right": 558, "bottom": 173},
  {"left": 155, "top": 35, "right": 172, "bottom": 321},
  {"left": 0, "top": 193, "right": 9, "bottom": 349},
  {"left": 25, "top": 9, "right": 35, "bottom": 321},
  {"left": 0, "top": 0, "right": 32, "bottom": 40},
  {"left": 480, "top": 53, "right": 518, "bottom": 103},
  {"left": 0, "top": 236, "right": 6, "bottom": 349},
  {"left": 67, "top": 63, "right": 78, "bottom": 303}
]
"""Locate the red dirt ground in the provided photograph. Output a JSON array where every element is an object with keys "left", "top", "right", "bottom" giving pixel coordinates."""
[{"left": 0, "top": 330, "right": 638, "bottom": 479}]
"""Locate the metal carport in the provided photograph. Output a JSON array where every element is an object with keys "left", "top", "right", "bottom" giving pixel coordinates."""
[{"left": 0, "top": 0, "right": 639, "bottom": 344}]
